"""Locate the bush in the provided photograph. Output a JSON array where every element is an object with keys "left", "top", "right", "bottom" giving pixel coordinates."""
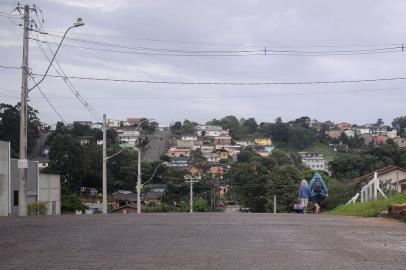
[
  {"left": 178, "top": 199, "right": 209, "bottom": 212},
  {"left": 144, "top": 202, "right": 178, "bottom": 213},
  {"left": 27, "top": 201, "right": 47, "bottom": 215},
  {"left": 61, "top": 194, "right": 82, "bottom": 212}
]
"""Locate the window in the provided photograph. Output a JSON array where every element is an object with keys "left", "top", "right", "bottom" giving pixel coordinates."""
[{"left": 14, "top": 191, "right": 18, "bottom": 206}]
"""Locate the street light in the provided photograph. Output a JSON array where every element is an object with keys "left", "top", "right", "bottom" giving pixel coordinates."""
[
  {"left": 18, "top": 12, "right": 85, "bottom": 216},
  {"left": 102, "top": 116, "right": 155, "bottom": 214}
]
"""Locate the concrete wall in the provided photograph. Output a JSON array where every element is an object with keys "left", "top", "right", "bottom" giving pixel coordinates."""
[
  {"left": 10, "top": 159, "right": 39, "bottom": 215},
  {"left": 39, "top": 174, "right": 61, "bottom": 215},
  {"left": 0, "top": 141, "right": 10, "bottom": 216}
]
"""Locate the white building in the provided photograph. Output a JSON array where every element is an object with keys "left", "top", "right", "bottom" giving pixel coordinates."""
[
  {"left": 107, "top": 119, "right": 121, "bottom": 128},
  {"left": 235, "top": 141, "right": 255, "bottom": 147},
  {"left": 196, "top": 125, "right": 223, "bottom": 136},
  {"left": 91, "top": 123, "right": 103, "bottom": 130},
  {"left": 200, "top": 145, "right": 215, "bottom": 154},
  {"left": 344, "top": 129, "right": 355, "bottom": 138},
  {"left": 299, "top": 152, "right": 327, "bottom": 171},
  {"left": 0, "top": 141, "right": 61, "bottom": 216},
  {"left": 181, "top": 134, "right": 198, "bottom": 141},
  {"left": 354, "top": 127, "right": 370, "bottom": 135},
  {"left": 387, "top": 130, "right": 398, "bottom": 139},
  {"left": 119, "top": 130, "right": 140, "bottom": 145}
]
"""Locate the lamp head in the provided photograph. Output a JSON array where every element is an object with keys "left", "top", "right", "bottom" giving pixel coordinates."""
[{"left": 73, "top": 18, "right": 85, "bottom": 27}]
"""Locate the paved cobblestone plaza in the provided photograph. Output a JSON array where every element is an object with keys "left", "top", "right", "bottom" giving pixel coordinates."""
[{"left": 0, "top": 213, "right": 405, "bottom": 270}]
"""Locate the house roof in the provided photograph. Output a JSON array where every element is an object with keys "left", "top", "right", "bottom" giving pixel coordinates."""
[
  {"left": 109, "top": 205, "right": 137, "bottom": 213},
  {"left": 147, "top": 184, "right": 167, "bottom": 189},
  {"left": 113, "top": 193, "right": 138, "bottom": 201},
  {"left": 170, "top": 157, "right": 189, "bottom": 162},
  {"left": 145, "top": 191, "right": 163, "bottom": 200},
  {"left": 181, "top": 133, "right": 197, "bottom": 137},
  {"left": 353, "top": 165, "right": 406, "bottom": 186}
]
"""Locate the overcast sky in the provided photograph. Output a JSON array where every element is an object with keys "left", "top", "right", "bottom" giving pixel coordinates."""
[{"left": 0, "top": 0, "right": 405, "bottom": 126}]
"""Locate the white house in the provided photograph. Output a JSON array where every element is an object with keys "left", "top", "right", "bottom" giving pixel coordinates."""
[
  {"left": 235, "top": 141, "right": 254, "bottom": 147},
  {"left": 107, "top": 119, "right": 121, "bottom": 128},
  {"left": 344, "top": 129, "right": 355, "bottom": 138},
  {"left": 181, "top": 134, "right": 198, "bottom": 141},
  {"left": 354, "top": 127, "right": 370, "bottom": 135},
  {"left": 119, "top": 130, "right": 140, "bottom": 145},
  {"left": 196, "top": 125, "right": 224, "bottom": 136},
  {"left": 387, "top": 130, "right": 398, "bottom": 139},
  {"left": 299, "top": 152, "right": 327, "bottom": 172},
  {"left": 91, "top": 123, "right": 103, "bottom": 130},
  {"left": 200, "top": 145, "right": 215, "bottom": 154}
]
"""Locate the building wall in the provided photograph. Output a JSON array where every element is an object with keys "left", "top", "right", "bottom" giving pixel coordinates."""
[
  {"left": 0, "top": 144, "right": 61, "bottom": 216},
  {"left": 255, "top": 138, "right": 273, "bottom": 146},
  {"left": 39, "top": 174, "right": 61, "bottom": 215},
  {"left": 0, "top": 141, "right": 10, "bottom": 216},
  {"left": 10, "top": 160, "right": 39, "bottom": 215}
]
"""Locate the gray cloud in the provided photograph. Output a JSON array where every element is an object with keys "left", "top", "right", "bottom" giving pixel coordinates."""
[{"left": 0, "top": 0, "right": 405, "bottom": 126}]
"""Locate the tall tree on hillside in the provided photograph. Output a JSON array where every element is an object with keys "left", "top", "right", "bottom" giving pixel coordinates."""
[
  {"left": 392, "top": 116, "right": 406, "bottom": 137},
  {"left": 241, "top": 117, "right": 258, "bottom": 133}
]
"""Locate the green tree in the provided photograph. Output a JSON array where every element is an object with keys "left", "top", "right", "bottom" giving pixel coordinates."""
[
  {"left": 392, "top": 116, "right": 406, "bottom": 137},
  {"left": 266, "top": 166, "right": 300, "bottom": 212},
  {"left": 241, "top": 117, "right": 258, "bottom": 133},
  {"left": 0, "top": 103, "right": 40, "bottom": 157}
]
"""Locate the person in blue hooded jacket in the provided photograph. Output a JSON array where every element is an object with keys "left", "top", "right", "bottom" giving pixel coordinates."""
[
  {"left": 308, "top": 172, "right": 328, "bottom": 214},
  {"left": 298, "top": 179, "right": 310, "bottom": 213}
]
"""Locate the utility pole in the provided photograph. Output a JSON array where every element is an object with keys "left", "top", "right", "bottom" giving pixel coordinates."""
[
  {"left": 273, "top": 194, "right": 277, "bottom": 214},
  {"left": 184, "top": 175, "right": 200, "bottom": 213},
  {"left": 18, "top": 5, "right": 30, "bottom": 216},
  {"left": 15, "top": 4, "right": 84, "bottom": 216},
  {"left": 135, "top": 147, "right": 142, "bottom": 213},
  {"left": 102, "top": 114, "right": 107, "bottom": 214}
]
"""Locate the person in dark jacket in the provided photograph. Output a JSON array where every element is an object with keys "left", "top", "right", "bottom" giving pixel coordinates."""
[
  {"left": 308, "top": 172, "right": 328, "bottom": 214},
  {"left": 298, "top": 179, "right": 310, "bottom": 213}
]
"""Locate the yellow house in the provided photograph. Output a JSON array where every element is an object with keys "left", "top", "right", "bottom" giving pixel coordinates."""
[{"left": 255, "top": 138, "right": 272, "bottom": 146}]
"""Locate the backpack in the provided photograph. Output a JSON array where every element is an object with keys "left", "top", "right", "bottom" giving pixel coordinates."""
[{"left": 313, "top": 180, "right": 322, "bottom": 194}]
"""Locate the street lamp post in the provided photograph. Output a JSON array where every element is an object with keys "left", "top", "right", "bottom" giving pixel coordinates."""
[
  {"left": 102, "top": 117, "right": 154, "bottom": 214},
  {"left": 18, "top": 10, "right": 84, "bottom": 216}
]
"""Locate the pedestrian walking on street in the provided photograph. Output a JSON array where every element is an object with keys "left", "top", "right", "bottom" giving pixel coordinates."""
[
  {"left": 298, "top": 179, "right": 310, "bottom": 213},
  {"left": 308, "top": 172, "right": 328, "bottom": 214}
]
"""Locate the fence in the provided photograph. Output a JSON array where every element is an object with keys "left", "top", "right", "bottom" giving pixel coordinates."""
[{"left": 346, "top": 172, "right": 387, "bottom": 205}]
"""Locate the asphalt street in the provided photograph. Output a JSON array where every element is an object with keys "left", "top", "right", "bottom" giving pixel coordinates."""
[
  {"left": 0, "top": 213, "right": 405, "bottom": 270},
  {"left": 143, "top": 128, "right": 171, "bottom": 162}
]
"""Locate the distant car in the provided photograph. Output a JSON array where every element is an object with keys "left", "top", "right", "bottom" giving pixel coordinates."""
[{"left": 239, "top": 207, "right": 250, "bottom": 213}]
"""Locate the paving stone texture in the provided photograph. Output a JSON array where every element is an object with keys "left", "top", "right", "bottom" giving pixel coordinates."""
[{"left": 0, "top": 213, "right": 405, "bottom": 270}]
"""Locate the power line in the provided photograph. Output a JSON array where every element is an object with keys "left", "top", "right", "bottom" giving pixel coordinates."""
[
  {"left": 43, "top": 29, "right": 403, "bottom": 49},
  {"left": 0, "top": 64, "right": 21, "bottom": 69},
  {"left": 29, "top": 75, "right": 66, "bottom": 124},
  {"left": 29, "top": 72, "right": 406, "bottom": 86},
  {"left": 30, "top": 32, "right": 100, "bottom": 121},
  {"left": 33, "top": 36, "right": 403, "bottom": 56},
  {"left": 13, "top": 85, "right": 406, "bottom": 101},
  {"left": 44, "top": 33, "right": 404, "bottom": 55}
]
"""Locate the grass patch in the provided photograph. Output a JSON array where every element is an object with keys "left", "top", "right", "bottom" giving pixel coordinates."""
[
  {"left": 304, "top": 143, "right": 336, "bottom": 162},
  {"left": 328, "top": 192, "right": 406, "bottom": 217}
]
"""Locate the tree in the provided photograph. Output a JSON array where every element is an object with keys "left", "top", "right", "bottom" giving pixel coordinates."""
[
  {"left": 0, "top": 103, "right": 40, "bottom": 157},
  {"left": 266, "top": 166, "right": 300, "bottom": 212},
  {"left": 241, "top": 117, "right": 258, "bottom": 133},
  {"left": 182, "top": 119, "right": 198, "bottom": 133},
  {"left": 392, "top": 116, "right": 406, "bottom": 137},
  {"left": 290, "top": 116, "right": 311, "bottom": 129}
]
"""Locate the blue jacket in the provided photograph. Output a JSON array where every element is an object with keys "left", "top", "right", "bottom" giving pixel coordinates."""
[
  {"left": 308, "top": 172, "right": 328, "bottom": 197},
  {"left": 298, "top": 185, "right": 310, "bottom": 198}
]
